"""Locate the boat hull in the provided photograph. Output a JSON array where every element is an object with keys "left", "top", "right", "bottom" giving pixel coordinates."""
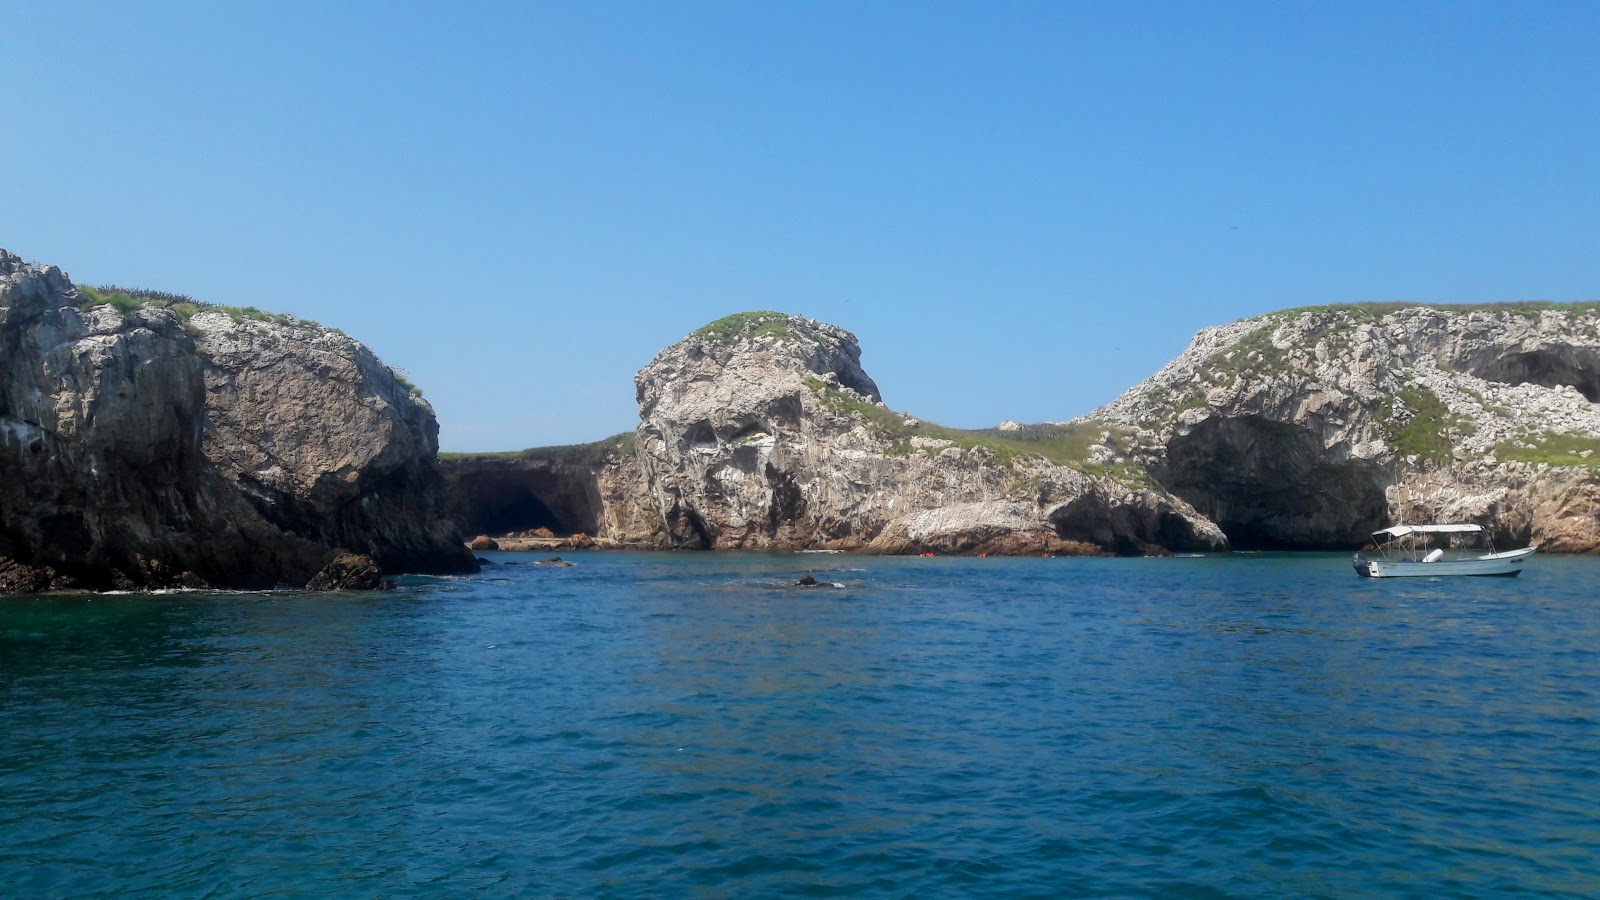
[{"left": 1355, "top": 547, "right": 1535, "bottom": 578}]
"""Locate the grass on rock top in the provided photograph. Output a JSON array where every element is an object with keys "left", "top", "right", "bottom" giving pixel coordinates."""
[
  {"left": 690, "top": 310, "right": 863, "bottom": 346},
  {"left": 1266, "top": 300, "right": 1600, "bottom": 322},
  {"left": 691, "top": 311, "right": 797, "bottom": 342},
  {"left": 75, "top": 285, "right": 414, "bottom": 394},
  {"left": 439, "top": 432, "right": 637, "bottom": 465},
  {"left": 78, "top": 285, "right": 304, "bottom": 328},
  {"left": 803, "top": 378, "right": 1148, "bottom": 485},
  {"left": 1494, "top": 433, "right": 1600, "bottom": 468}
]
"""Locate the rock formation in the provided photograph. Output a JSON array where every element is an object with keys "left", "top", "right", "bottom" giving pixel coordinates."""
[
  {"left": 304, "top": 553, "right": 385, "bottom": 591},
  {"left": 445, "top": 312, "right": 1225, "bottom": 555},
  {"left": 630, "top": 313, "right": 1229, "bottom": 553},
  {"left": 0, "top": 249, "right": 476, "bottom": 591},
  {"left": 1088, "top": 303, "right": 1600, "bottom": 550},
  {"left": 446, "top": 304, "right": 1600, "bottom": 556}
]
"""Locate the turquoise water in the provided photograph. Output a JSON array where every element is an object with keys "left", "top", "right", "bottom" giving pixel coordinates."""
[{"left": 3, "top": 552, "right": 1598, "bottom": 897}]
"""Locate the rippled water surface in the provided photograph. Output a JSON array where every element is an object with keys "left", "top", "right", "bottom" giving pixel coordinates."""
[{"left": 3, "top": 552, "right": 1599, "bottom": 897}]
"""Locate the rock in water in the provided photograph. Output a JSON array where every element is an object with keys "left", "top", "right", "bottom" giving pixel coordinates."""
[
  {"left": 0, "top": 248, "right": 477, "bottom": 591},
  {"left": 0, "top": 556, "right": 54, "bottom": 594},
  {"left": 1089, "top": 304, "right": 1600, "bottom": 550},
  {"left": 468, "top": 535, "right": 500, "bottom": 551},
  {"left": 305, "top": 553, "right": 383, "bottom": 591}
]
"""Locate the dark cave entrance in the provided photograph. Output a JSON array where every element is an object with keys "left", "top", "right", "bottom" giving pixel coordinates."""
[
  {"left": 443, "top": 463, "right": 602, "bottom": 538},
  {"left": 472, "top": 488, "right": 570, "bottom": 536},
  {"left": 1154, "top": 416, "right": 1391, "bottom": 550},
  {"left": 1474, "top": 348, "right": 1600, "bottom": 403}
]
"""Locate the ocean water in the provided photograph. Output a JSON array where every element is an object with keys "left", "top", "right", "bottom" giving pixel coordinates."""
[{"left": 2, "top": 551, "right": 1597, "bottom": 897}]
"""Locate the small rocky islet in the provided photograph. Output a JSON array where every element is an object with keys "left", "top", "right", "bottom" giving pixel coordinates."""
[{"left": 6, "top": 248, "right": 1600, "bottom": 594}]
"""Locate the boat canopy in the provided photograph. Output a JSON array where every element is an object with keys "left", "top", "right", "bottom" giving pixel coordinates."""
[{"left": 1372, "top": 524, "right": 1484, "bottom": 539}]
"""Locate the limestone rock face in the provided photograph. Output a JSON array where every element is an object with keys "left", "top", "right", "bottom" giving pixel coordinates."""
[
  {"left": 0, "top": 249, "right": 475, "bottom": 591},
  {"left": 620, "top": 313, "right": 1224, "bottom": 554},
  {"left": 1090, "top": 305, "right": 1600, "bottom": 550},
  {"left": 191, "top": 311, "right": 470, "bottom": 574}
]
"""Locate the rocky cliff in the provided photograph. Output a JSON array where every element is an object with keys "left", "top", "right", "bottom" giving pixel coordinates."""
[
  {"left": 1087, "top": 303, "right": 1600, "bottom": 550},
  {"left": 445, "top": 312, "right": 1226, "bottom": 555},
  {"left": 628, "top": 313, "right": 1228, "bottom": 554},
  {"left": 0, "top": 249, "right": 475, "bottom": 591},
  {"left": 447, "top": 304, "right": 1600, "bottom": 557}
]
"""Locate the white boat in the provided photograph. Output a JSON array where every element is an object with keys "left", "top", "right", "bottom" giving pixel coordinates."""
[{"left": 1352, "top": 524, "right": 1534, "bottom": 578}]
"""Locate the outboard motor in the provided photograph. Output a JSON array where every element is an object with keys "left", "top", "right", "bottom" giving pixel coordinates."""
[{"left": 1352, "top": 553, "right": 1372, "bottom": 577}]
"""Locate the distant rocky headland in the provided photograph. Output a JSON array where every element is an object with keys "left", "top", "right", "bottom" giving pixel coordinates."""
[
  {"left": 0, "top": 249, "right": 476, "bottom": 592},
  {"left": 7, "top": 245, "right": 1600, "bottom": 595},
  {"left": 445, "top": 305, "right": 1600, "bottom": 556}
]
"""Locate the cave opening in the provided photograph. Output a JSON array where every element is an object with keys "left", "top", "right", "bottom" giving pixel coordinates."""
[
  {"left": 474, "top": 489, "right": 570, "bottom": 536},
  {"left": 1155, "top": 416, "right": 1390, "bottom": 550},
  {"left": 1473, "top": 348, "right": 1600, "bottom": 402},
  {"left": 666, "top": 505, "right": 713, "bottom": 549},
  {"left": 444, "top": 464, "right": 602, "bottom": 539}
]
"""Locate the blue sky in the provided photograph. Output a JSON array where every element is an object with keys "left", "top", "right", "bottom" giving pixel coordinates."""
[{"left": 3, "top": 1, "right": 1597, "bottom": 450}]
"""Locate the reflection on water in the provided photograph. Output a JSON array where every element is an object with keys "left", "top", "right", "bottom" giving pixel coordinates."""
[{"left": 3, "top": 553, "right": 1598, "bottom": 896}]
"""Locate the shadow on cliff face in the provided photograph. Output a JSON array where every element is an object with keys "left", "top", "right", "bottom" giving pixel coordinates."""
[
  {"left": 1465, "top": 346, "right": 1600, "bottom": 402},
  {"left": 1154, "top": 416, "right": 1390, "bottom": 550},
  {"left": 442, "top": 459, "right": 603, "bottom": 537},
  {"left": 665, "top": 505, "right": 713, "bottom": 549}
]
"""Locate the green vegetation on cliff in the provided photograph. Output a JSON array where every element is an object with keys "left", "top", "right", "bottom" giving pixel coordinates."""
[
  {"left": 803, "top": 379, "right": 1147, "bottom": 485},
  {"left": 692, "top": 311, "right": 796, "bottom": 342},
  {"left": 1377, "top": 386, "right": 1475, "bottom": 465},
  {"left": 78, "top": 286, "right": 410, "bottom": 398},
  {"left": 1267, "top": 300, "right": 1600, "bottom": 322},
  {"left": 440, "top": 432, "right": 636, "bottom": 465},
  {"left": 690, "top": 311, "right": 863, "bottom": 347},
  {"left": 78, "top": 285, "right": 302, "bottom": 327},
  {"left": 1202, "top": 325, "right": 1299, "bottom": 382},
  {"left": 1494, "top": 433, "right": 1600, "bottom": 468}
]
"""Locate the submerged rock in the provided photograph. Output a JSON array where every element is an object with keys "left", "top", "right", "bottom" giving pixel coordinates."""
[{"left": 305, "top": 553, "right": 383, "bottom": 591}]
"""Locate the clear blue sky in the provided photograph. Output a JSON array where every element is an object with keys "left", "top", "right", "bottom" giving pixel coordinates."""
[{"left": 3, "top": 1, "right": 1597, "bottom": 450}]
